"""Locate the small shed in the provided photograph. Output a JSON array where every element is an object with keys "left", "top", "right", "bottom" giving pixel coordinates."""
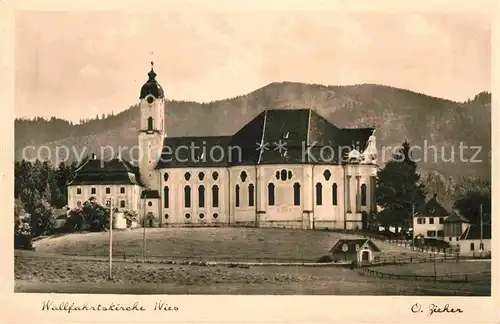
[{"left": 329, "top": 239, "right": 381, "bottom": 265}]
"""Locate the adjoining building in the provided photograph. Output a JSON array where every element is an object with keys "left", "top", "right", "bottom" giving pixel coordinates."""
[
  {"left": 68, "top": 63, "right": 379, "bottom": 230},
  {"left": 459, "top": 224, "right": 491, "bottom": 257},
  {"left": 443, "top": 210, "right": 470, "bottom": 248}
]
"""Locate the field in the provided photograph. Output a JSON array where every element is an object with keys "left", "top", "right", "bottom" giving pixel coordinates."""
[
  {"left": 15, "top": 250, "right": 490, "bottom": 295},
  {"left": 32, "top": 227, "right": 426, "bottom": 261},
  {"left": 15, "top": 228, "right": 491, "bottom": 295}
]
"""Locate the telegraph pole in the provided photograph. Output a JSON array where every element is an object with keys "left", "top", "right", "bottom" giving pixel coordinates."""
[
  {"left": 106, "top": 198, "right": 113, "bottom": 280},
  {"left": 480, "top": 203, "right": 483, "bottom": 257},
  {"left": 142, "top": 200, "right": 146, "bottom": 262}
]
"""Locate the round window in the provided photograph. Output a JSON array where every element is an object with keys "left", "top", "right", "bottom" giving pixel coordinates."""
[
  {"left": 164, "top": 214, "right": 169, "bottom": 219},
  {"left": 199, "top": 213, "right": 205, "bottom": 219},
  {"left": 164, "top": 173, "right": 169, "bottom": 181},
  {"left": 198, "top": 172, "right": 205, "bottom": 181},
  {"left": 185, "top": 213, "right": 191, "bottom": 219},
  {"left": 184, "top": 172, "right": 191, "bottom": 181},
  {"left": 240, "top": 171, "right": 247, "bottom": 182},
  {"left": 212, "top": 172, "right": 219, "bottom": 180},
  {"left": 213, "top": 213, "right": 219, "bottom": 219},
  {"left": 148, "top": 201, "right": 152, "bottom": 207},
  {"left": 323, "top": 169, "right": 331, "bottom": 181}
]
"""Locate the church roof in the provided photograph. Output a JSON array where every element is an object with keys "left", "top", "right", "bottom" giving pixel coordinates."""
[
  {"left": 69, "top": 156, "right": 143, "bottom": 186},
  {"left": 156, "top": 108, "right": 374, "bottom": 168}
]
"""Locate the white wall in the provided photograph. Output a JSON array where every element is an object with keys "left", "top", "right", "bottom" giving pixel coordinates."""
[
  {"left": 459, "top": 239, "right": 491, "bottom": 256},
  {"left": 413, "top": 217, "right": 445, "bottom": 240},
  {"left": 312, "top": 165, "right": 344, "bottom": 229},
  {"left": 160, "top": 167, "right": 229, "bottom": 226},
  {"left": 230, "top": 166, "right": 257, "bottom": 225},
  {"left": 343, "top": 164, "right": 377, "bottom": 230},
  {"left": 257, "top": 165, "right": 303, "bottom": 227},
  {"left": 68, "top": 184, "right": 141, "bottom": 211}
]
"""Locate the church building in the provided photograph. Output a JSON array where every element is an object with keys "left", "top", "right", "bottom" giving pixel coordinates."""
[{"left": 68, "top": 63, "right": 379, "bottom": 230}]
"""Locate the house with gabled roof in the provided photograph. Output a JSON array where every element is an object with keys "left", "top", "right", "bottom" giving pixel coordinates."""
[
  {"left": 413, "top": 194, "right": 450, "bottom": 242},
  {"left": 330, "top": 239, "right": 381, "bottom": 264},
  {"left": 68, "top": 156, "right": 144, "bottom": 213},
  {"left": 68, "top": 63, "right": 379, "bottom": 229}
]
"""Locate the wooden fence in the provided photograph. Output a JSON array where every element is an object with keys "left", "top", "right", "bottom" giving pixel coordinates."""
[{"left": 358, "top": 266, "right": 491, "bottom": 283}]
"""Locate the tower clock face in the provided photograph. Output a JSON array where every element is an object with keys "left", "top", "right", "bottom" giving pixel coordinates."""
[{"left": 147, "top": 96, "right": 154, "bottom": 104}]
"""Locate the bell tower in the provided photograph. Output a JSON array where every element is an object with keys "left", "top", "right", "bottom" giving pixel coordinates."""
[{"left": 138, "top": 61, "right": 165, "bottom": 188}]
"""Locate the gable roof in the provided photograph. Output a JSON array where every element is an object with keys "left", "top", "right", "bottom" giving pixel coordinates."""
[
  {"left": 329, "top": 239, "right": 381, "bottom": 253},
  {"left": 156, "top": 108, "right": 374, "bottom": 168},
  {"left": 414, "top": 194, "right": 449, "bottom": 217},
  {"left": 69, "top": 157, "right": 143, "bottom": 186},
  {"left": 444, "top": 210, "right": 470, "bottom": 223},
  {"left": 141, "top": 189, "right": 161, "bottom": 199},
  {"left": 460, "top": 224, "right": 491, "bottom": 240}
]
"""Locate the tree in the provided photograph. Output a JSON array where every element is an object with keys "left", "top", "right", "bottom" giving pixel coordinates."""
[
  {"left": 14, "top": 198, "right": 25, "bottom": 231},
  {"left": 81, "top": 197, "right": 110, "bottom": 232},
  {"left": 123, "top": 209, "right": 138, "bottom": 228},
  {"left": 65, "top": 207, "right": 87, "bottom": 233},
  {"left": 453, "top": 189, "right": 491, "bottom": 225},
  {"left": 375, "top": 141, "right": 426, "bottom": 231}
]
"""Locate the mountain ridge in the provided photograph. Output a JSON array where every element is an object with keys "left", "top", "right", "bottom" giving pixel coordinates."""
[{"left": 15, "top": 82, "right": 491, "bottom": 182}]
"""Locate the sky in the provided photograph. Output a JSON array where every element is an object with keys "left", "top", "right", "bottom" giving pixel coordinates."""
[{"left": 15, "top": 11, "right": 490, "bottom": 123}]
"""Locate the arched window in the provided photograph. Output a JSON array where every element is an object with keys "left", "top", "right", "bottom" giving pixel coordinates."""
[
  {"left": 332, "top": 183, "right": 338, "bottom": 206},
  {"left": 164, "top": 173, "right": 169, "bottom": 182},
  {"left": 235, "top": 185, "right": 240, "bottom": 207},
  {"left": 293, "top": 182, "right": 301, "bottom": 206},
  {"left": 163, "top": 186, "right": 169, "bottom": 208},
  {"left": 212, "top": 185, "right": 219, "bottom": 208},
  {"left": 470, "top": 242, "right": 475, "bottom": 251},
  {"left": 248, "top": 184, "right": 255, "bottom": 206},
  {"left": 184, "top": 185, "right": 191, "bottom": 208},
  {"left": 316, "top": 183, "right": 323, "bottom": 205},
  {"left": 268, "top": 183, "right": 275, "bottom": 206},
  {"left": 361, "top": 184, "right": 367, "bottom": 206},
  {"left": 147, "top": 117, "right": 153, "bottom": 130},
  {"left": 198, "top": 185, "right": 205, "bottom": 208}
]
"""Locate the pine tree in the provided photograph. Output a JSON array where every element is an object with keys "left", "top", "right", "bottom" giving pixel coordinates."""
[{"left": 375, "top": 141, "right": 426, "bottom": 232}]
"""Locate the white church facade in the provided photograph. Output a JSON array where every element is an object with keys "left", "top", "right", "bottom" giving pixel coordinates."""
[{"left": 68, "top": 63, "right": 379, "bottom": 230}]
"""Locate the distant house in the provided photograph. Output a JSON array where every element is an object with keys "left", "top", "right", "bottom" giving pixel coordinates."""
[
  {"left": 413, "top": 194, "right": 449, "bottom": 243},
  {"left": 330, "top": 239, "right": 381, "bottom": 265},
  {"left": 443, "top": 210, "right": 470, "bottom": 247},
  {"left": 459, "top": 224, "right": 491, "bottom": 257}
]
